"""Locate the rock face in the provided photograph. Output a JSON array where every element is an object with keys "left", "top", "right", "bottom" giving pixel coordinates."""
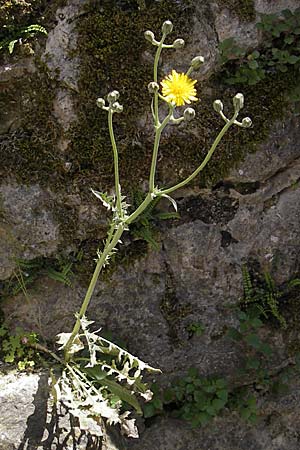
[
  {"left": 1, "top": 0, "right": 300, "bottom": 449},
  {"left": 0, "top": 370, "right": 125, "bottom": 450}
]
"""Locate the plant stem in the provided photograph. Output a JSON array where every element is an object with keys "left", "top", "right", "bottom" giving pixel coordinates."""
[
  {"left": 64, "top": 225, "right": 124, "bottom": 361},
  {"left": 160, "top": 112, "right": 238, "bottom": 195},
  {"left": 149, "top": 104, "right": 174, "bottom": 193},
  {"left": 153, "top": 34, "right": 166, "bottom": 127},
  {"left": 108, "top": 110, "right": 122, "bottom": 216}
]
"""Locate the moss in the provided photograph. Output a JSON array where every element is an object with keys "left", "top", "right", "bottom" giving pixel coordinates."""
[
  {"left": 69, "top": 0, "right": 195, "bottom": 192},
  {"left": 216, "top": 0, "right": 255, "bottom": 22},
  {"left": 0, "top": 63, "right": 65, "bottom": 185},
  {"left": 0, "top": 0, "right": 299, "bottom": 271}
]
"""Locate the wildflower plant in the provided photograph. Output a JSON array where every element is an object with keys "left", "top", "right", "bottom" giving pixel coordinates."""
[{"left": 42, "top": 20, "right": 252, "bottom": 438}]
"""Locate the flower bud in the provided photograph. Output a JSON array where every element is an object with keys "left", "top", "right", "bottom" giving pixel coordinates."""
[
  {"left": 191, "top": 55, "right": 204, "bottom": 70},
  {"left": 144, "top": 30, "right": 155, "bottom": 43},
  {"left": 233, "top": 93, "right": 244, "bottom": 111},
  {"left": 111, "top": 102, "right": 123, "bottom": 113},
  {"left": 183, "top": 107, "right": 196, "bottom": 121},
  {"left": 96, "top": 97, "right": 105, "bottom": 109},
  {"left": 172, "top": 38, "right": 185, "bottom": 49},
  {"left": 107, "top": 90, "right": 120, "bottom": 103},
  {"left": 213, "top": 99, "right": 223, "bottom": 113},
  {"left": 241, "top": 117, "right": 252, "bottom": 128},
  {"left": 162, "top": 20, "right": 173, "bottom": 35},
  {"left": 148, "top": 81, "right": 159, "bottom": 94}
]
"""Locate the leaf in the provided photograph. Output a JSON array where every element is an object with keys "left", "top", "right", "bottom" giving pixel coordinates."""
[
  {"left": 8, "top": 39, "right": 18, "bottom": 54},
  {"left": 143, "top": 403, "right": 156, "bottom": 418},
  {"left": 212, "top": 398, "right": 226, "bottom": 411},
  {"left": 245, "top": 333, "right": 261, "bottom": 350},
  {"left": 101, "top": 378, "right": 142, "bottom": 414},
  {"left": 91, "top": 189, "right": 115, "bottom": 210},
  {"left": 227, "top": 327, "right": 242, "bottom": 341},
  {"left": 120, "top": 413, "right": 139, "bottom": 438},
  {"left": 161, "top": 194, "right": 178, "bottom": 212},
  {"left": 56, "top": 333, "right": 84, "bottom": 354},
  {"left": 248, "top": 60, "right": 259, "bottom": 70},
  {"left": 216, "top": 389, "right": 228, "bottom": 402}
]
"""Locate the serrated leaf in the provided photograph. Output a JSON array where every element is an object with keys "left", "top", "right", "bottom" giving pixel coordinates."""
[{"left": 56, "top": 333, "right": 84, "bottom": 354}]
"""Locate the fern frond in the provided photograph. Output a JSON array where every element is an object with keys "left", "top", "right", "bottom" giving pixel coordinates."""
[{"left": 242, "top": 264, "right": 254, "bottom": 303}]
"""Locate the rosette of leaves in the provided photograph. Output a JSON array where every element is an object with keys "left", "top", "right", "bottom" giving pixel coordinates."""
[{"left": 53, "top": 316, "right": 160, "bottom": 438}]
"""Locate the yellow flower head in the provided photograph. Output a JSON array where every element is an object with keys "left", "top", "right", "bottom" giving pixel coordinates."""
[{"left": 161, "top": 70, "right": 198, "bottom": 106}]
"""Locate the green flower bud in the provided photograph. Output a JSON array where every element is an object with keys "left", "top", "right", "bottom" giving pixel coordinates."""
[
  {"left": 213, "top": 99, "right": 223, "bottom": 113},
  {"left": 191, "top": 55, "right": 204, "bottom": 70},
  {"left": 144, "top": 30, "right": 155, "bottom": 43},
  {"left": 241, "top": 117, "right": 252, "bottom": 128},
  {"left": 183, "top": 107, "right": 196, "bottom": 121},
  {"left": 111, "top": 102, "right": 123, "bottom": 113},
  {"left": 96, "top": 98, "right": 105, "bottom": 109},
  {"left": 233, "top": 93, "right": 244, "bottom": 111},
  {"left": 148, "top": 81, "right": 159, "bottom": 94},
  {"left": 162, "top": 20, "right": 173, "bottom": 35},
  {"left": 107, "top": 90, "right": 120, "bottom": 103},
  {"left": 172, "top": 38, "right": 185, "bottom": 49}
]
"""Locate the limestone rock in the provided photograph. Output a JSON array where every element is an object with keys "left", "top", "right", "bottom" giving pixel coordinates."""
[{"left": 0, "top": 370, "right": 126, "bottom": 450}]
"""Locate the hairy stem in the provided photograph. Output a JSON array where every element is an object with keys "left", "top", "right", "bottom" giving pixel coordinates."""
[{"left": 64, "top": 225, "right": 124, "bottom": 361}]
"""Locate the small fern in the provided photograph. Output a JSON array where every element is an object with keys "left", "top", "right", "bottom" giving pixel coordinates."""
[
  {"left": 0, "top": 24, "right": 47, "bottom": 54},
  {"left": 241, "top": 266, "right": 287, "bottom": 328}
]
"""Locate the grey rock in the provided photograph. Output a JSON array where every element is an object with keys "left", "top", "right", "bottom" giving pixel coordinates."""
[
  {"left": 0, "top": 183, "right": 60, "bottom": 279},
  {"left": 0, "top": 371, "right": 126, "bottom": 450},
  {"left": 128, "top": 384, "right": 300, "bottom": 450},
  {"left": 229, "top": 116, "right": 300, "bottom": 183}
]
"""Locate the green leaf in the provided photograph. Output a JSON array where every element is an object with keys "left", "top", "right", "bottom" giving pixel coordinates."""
[
  {"left": 100, "top": 377, "right": 144, "bottom": 414},
  {"left": 143, "top": 403, "right": 156, "bottom": 418},
  {"left": 163, "top": 388, "right": 174, "bottom": 403},
  {"left": 245, "top": 358, "right": 260, "bottom": 370},
  {"left": 188, "top": 367, "right": 198, "bottom": 378},
  {"left": 260, "top": 343, "right": 273, "bottom": 357},
  {"left": 194, "top": 391, "right": 206, "bottom": 404},
  {"left": 245, "top": 333, "right": 261, "bottom": 350},
  {"left": 284, "top": 35, "right": 294, "bottom": 44},
  {"left": 240, "top": 407, "right": 251, "bottom": 420},
  {"left": 227, "top": 327, "right": 242, "bottom": 341},
  {"left": 248, "top": 60, "right": 259, "bottom": 70},
  {"left": 215, "top": 378, "right": 227, "bottom": 389},
  {"left": 8, "top": 39, "right": 18, "bottom": 54},
  {"left": 216, "top": 389, "right": 228, "bottom": 402},
  {"left": 212, "top": 398, "right": 226, "bottom": 411},
  {"left": 288, "top": 55, "right": 299, "bottom": 64},
  {"left": 198, "top": 412, "right": 211, "bottom": 425}
]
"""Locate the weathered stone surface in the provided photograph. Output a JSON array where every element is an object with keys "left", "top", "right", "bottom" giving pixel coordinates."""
[
  {"left": 1, "top": 0, "right": 300, "bottom": 448},
  {"left": 228, "top": 115, "right": 300, "bottom": 183},
  {"left": 0, "top": 370, "right": 126, "bottom": 450},
  {"left": 0, "top": 183, "right": 60, "bottom": 279},
  {"left": 128, "top": 380, "right": 300, "bottom": 450}
]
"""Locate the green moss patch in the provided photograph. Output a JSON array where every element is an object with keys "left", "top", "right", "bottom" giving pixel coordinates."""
[{"left": 69, "top": 0, "right": 195, "bottom": 192}]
